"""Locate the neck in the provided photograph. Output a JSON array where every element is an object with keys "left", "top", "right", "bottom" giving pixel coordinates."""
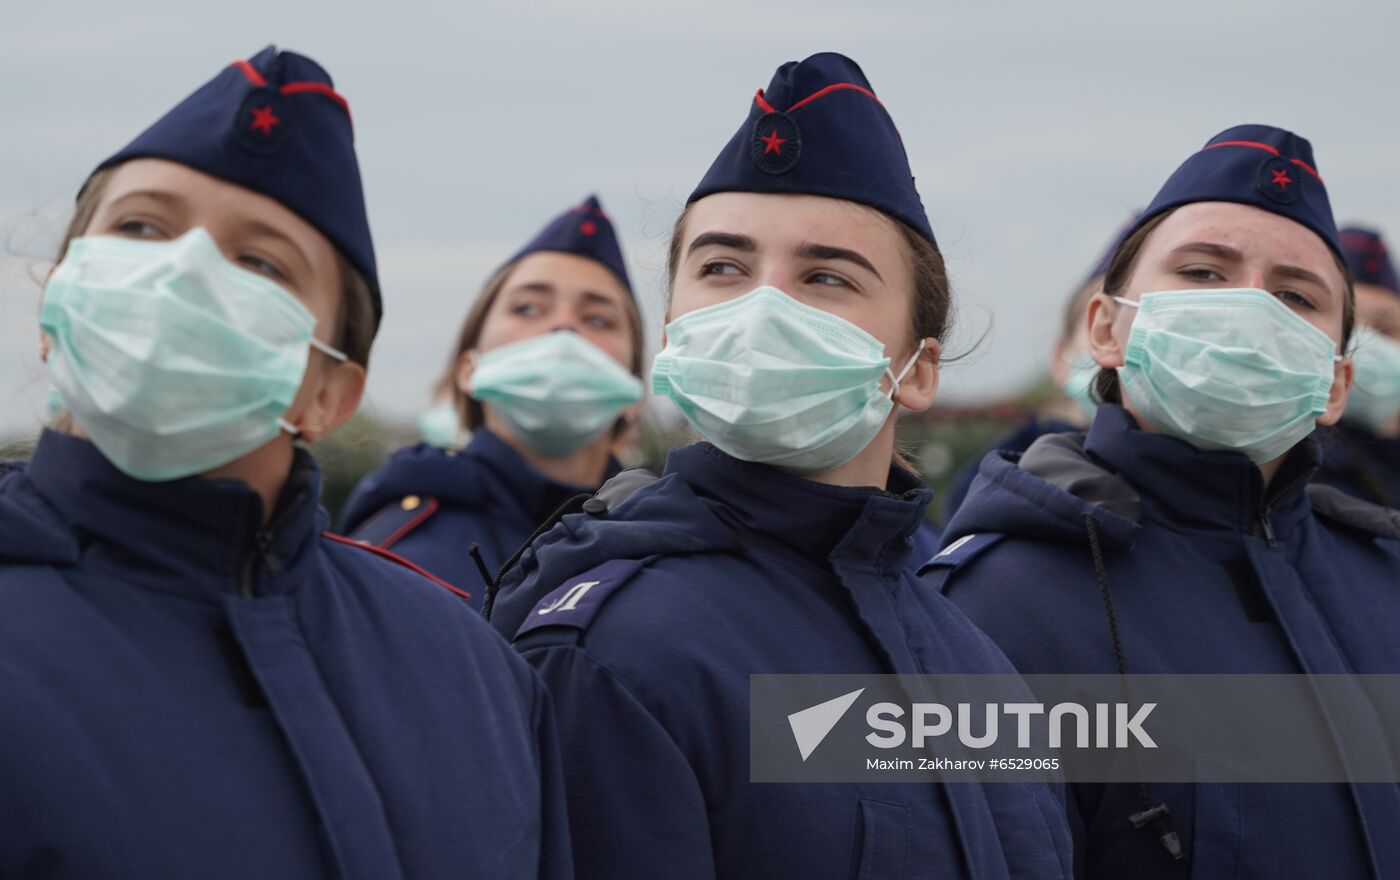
[
  {"left": 202, "top": 436, "right": 296, "bottom": 519},
  {"left": 808, "top": 419, "right": 896, "bottom": 489},
  {"left": 1377, "top": 412, "right": 1400, "bottom": 439},
  {"left": 1256, "top": 455, "right": 1285, "bottom": 488},
  {"left": 1121, "top": 395, "right": 1290, "bottom": 489},
  {"left": 483, "top": 412, "right": 613, "bottom": 488},
  {"left": 67, "top": 419, "right": 292, "bottom": 520}
]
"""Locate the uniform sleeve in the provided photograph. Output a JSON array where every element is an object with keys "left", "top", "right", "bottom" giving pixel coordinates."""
[{"left": 520, "top": 643, "right": 716, "bottom": 880}]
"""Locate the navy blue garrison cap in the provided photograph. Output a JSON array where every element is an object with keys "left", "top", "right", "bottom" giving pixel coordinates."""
[
  {"left": 1339, "top": 227, "right": 1399, "bottom": 296},
  {"left": 1128, "top": 124, "right": 1339, "bottom": 258},
  {"left": 507, "top": 195, "right": 631, "bottom": 293},
  {"left": 688, "top": 52, "right": 935, "bottom": 244},
  {"left": 93, "top": 46, "right": 380, "bottom": 322}
]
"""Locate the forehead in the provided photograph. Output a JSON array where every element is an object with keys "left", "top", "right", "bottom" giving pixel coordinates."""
[
  {"left": 1145, "top": 201, "right": 1339, "bottom": 280},
  {"left": 684, "top": 192, "right": 904, "bottom": 257},
  {"left": 98, "top": 159, "right": 329, "bottom": 248},
  {"left": 506, "top": 251, "right": 628, "bottom": 299}
]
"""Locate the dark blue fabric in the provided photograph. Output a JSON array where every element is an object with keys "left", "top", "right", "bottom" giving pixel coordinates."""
[
  {"left": 1340, "top": 227, "right": 1400, "bottom": 295},
  {"left": 508, "top": 194, "right": 631, "bottom": 293},
  {"left": 1316, "top": 418, "right": 1400, "bottom": 508},
  {"left": 940, "top": 417, "right": 1079, "bottom": 528},
  {"left": 910, "top": 518, "right": 942, "bottom": 569},
  {"left": 689, "top": 52, "right": 935, "bottom": 243},
  {"left": 929, "top": 404, "right": 1400, "bottom": 879},
  {"left": 96, "top": 45, "right": 380, "bottom": 318},
  {"left": 339, "top": 429, "right": 618, "bottom": 609},
  {"left": 1128, "top": 124, "right": 1340, "bottom": 258},
  {"left": 490, "top": 442, "right": 1072, "bottom": 879},
  {"left": 0, "top": 430, "right": 571, "bottom": 879}
]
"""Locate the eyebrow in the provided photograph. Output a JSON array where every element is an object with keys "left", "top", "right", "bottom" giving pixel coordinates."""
[
  {"left": 1169, "top": 241, "right": 1242, "bottom": 262},
  {"left": 686, "top": 231, "right": 883, "bottom": 280},
  {"left": 507, "top": 283, "right": 623, "bottom": 310},
  {"left": 1274, "top": 263, "right": 1331, "bottom": 293},
  {"left": 507, "top": 281, "right": 557, "bottom": 296},
  {"left": 686, "top": 231, "right": 757, "bottom": 258},
  {"left": 239, "top": 218, "right": 313, "bottom": 271},
  {"left": 579, "top": 290, "right": 623, "bottom": 309},
  {"left": 796, "top": 241, "right": 883, "bottom": 281},
  {"left": 104, "top": 188, "right": 185, "bottom": 211},
  {"left": 1171, "top": 241, "right": 1334, "bottom": 296}
]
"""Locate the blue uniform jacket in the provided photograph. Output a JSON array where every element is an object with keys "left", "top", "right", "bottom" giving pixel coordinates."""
[
  {"left": 925, "top": 404, "right": 1400, "bottom": 880},
  {"left": 1316, "top": 419, "right": 1400, "bottom": 508},
  {"left": 940, "top": 417, "right": 1079, "bottom": 527},
  {"left": 0, "top": 430, "right": 572, "bottom": 879},
  {"left": 489, "top": 442, "right": 1073, "bottom": 880},
  {"left": 340, "top": 429, "right": 617, "bottom": 608}
]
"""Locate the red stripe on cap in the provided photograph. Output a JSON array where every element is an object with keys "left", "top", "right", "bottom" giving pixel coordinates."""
[
  {"left": 1290, "top": 158, "right": 1324, "bottom": 183},
  {"left": 1340, "top": 232, "right": 1387, "bottom": 252},
  {"left": 753, "top": 89, "right": 777, "bottom": 113},
  {"left": 323, "top": 532, "right": 472, "bottom": 602},
  {"left": 1204, "top": 140, "right": 1281, "bottom": 156},
  {"left": 280, "top": 82, "right": 352, "bottom": 121},
  {"left": 785, "top": 82, "right": 882, "bottom": 113},
  {"left": 1203, "top": 140, "right": 1324, "bottom": 183},
  {"left": 230, "top": 59, "right": 267, "bottom": 87}
]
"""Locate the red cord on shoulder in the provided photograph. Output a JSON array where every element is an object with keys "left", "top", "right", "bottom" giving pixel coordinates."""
[
  {"left": 379, "top": 497, "right": 439, "bottom": 550},
  {"left": 323, "top": 532, "right": 472, "bottom": 602}
]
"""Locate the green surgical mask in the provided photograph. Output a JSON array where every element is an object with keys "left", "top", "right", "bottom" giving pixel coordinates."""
[
  {"left": 1346, "top": 328, "right": 1400, "bottom": 433},
  {"left": 41, "top": 228, "right": 344, "bottom": 482},
  {"left": 1114, "top": 288, "right": 1340, "bottom": 464},
  {"left": 1060, "top": 353, "right": 1099, "bottom": 421},
  {"left": 651, "top": 286, "right": 924, "bottom": 475},
  {"left": 417, "top": 401, "right": 468, "bottom": 449},
  {"left": 468, "top": 331, "right": 642, "bottom": 457}
]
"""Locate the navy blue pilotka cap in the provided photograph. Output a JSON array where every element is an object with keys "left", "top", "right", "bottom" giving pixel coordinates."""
[
  {"left": 90, "top": 45, "right": 381, "bottom": 325},
  {"left": 506, "top": 195, "right": 632, "bottom": 294},
  {"left": 1127, "top": 124, "right": 1340, "bottom": 259},
  {"left": 688, "top": 52, "right": 935, "bottom": 244},
  {"left": 1339, "top": 227, "right": 1399, "bottom": 296}
]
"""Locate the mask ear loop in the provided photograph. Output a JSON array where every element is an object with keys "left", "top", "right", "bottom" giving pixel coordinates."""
[
  {"left": 279, "top": 337, "right": 351, "bottom": 437},
  {"left": 311, "top": 337, "right": 348, "bottom": 362},
  {"left": 884, "top": 339, "right": 928, "bottom": 401}
]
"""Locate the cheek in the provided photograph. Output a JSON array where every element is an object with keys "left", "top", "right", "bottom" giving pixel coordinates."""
[
  {"left": 475, "top": 311, "right": 539, "bottom": 352},
  {"left": 580, "top": 326, "right": 633, "bottom": 367},
  {"left": 667, "top": 280, "right": 721, "bottom": 322},
  {"left": 1302, "top": 307, "right": 1346, "bottom": 351}
]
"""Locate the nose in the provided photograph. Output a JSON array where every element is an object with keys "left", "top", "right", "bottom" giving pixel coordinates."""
[{"left": 1238, "top": 271, "right": 1267, "bottom": 290}]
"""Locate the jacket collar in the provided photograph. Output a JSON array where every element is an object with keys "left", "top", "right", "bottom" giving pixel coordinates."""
[
  {"left": 466, "top": 429, "right": 619, "bottom": 525},
  {"left": 665, "top": 443, "right": 931, "bottom": 573},
  {"left": 25, "top": 430, "right": 326, "bottom": 598},
  {"left": 1085, "top": 405, "right": 1318, "bottom": 538}
]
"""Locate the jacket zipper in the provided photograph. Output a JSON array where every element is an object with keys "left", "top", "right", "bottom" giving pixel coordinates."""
[
  {"left": 237, "top": 489, "right": 306, "bottom": 598},
  {"left": 1254, "top": 467, "right": 1314, "bottom": 548}
]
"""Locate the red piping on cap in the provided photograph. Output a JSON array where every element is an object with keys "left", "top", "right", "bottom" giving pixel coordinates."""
[
  {"left": 231, "top": 60, "right": 267, "bottom": 87},
  {"left": 229, "top": 59, "right": 353, "bottom": 122},
  {"left": 752, "top": 82, "right": 882, "bottom": 115},
  {"left": 1289, "top": 158, "right": 1323, "bottom": 183},
  {"left": 786, "top": 83, "right": 882, "bottom": 113},
  {"left": 1205, "top": 139, "right": 1280, "bottom": 156},
  {"left": 1202, "top": 139, "right": 1324, "bottom": 183}
]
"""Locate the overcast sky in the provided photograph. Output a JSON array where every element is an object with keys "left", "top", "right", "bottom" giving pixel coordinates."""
[{"left": 3, "top": 0, "right": 1398, "bottom": 439}]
